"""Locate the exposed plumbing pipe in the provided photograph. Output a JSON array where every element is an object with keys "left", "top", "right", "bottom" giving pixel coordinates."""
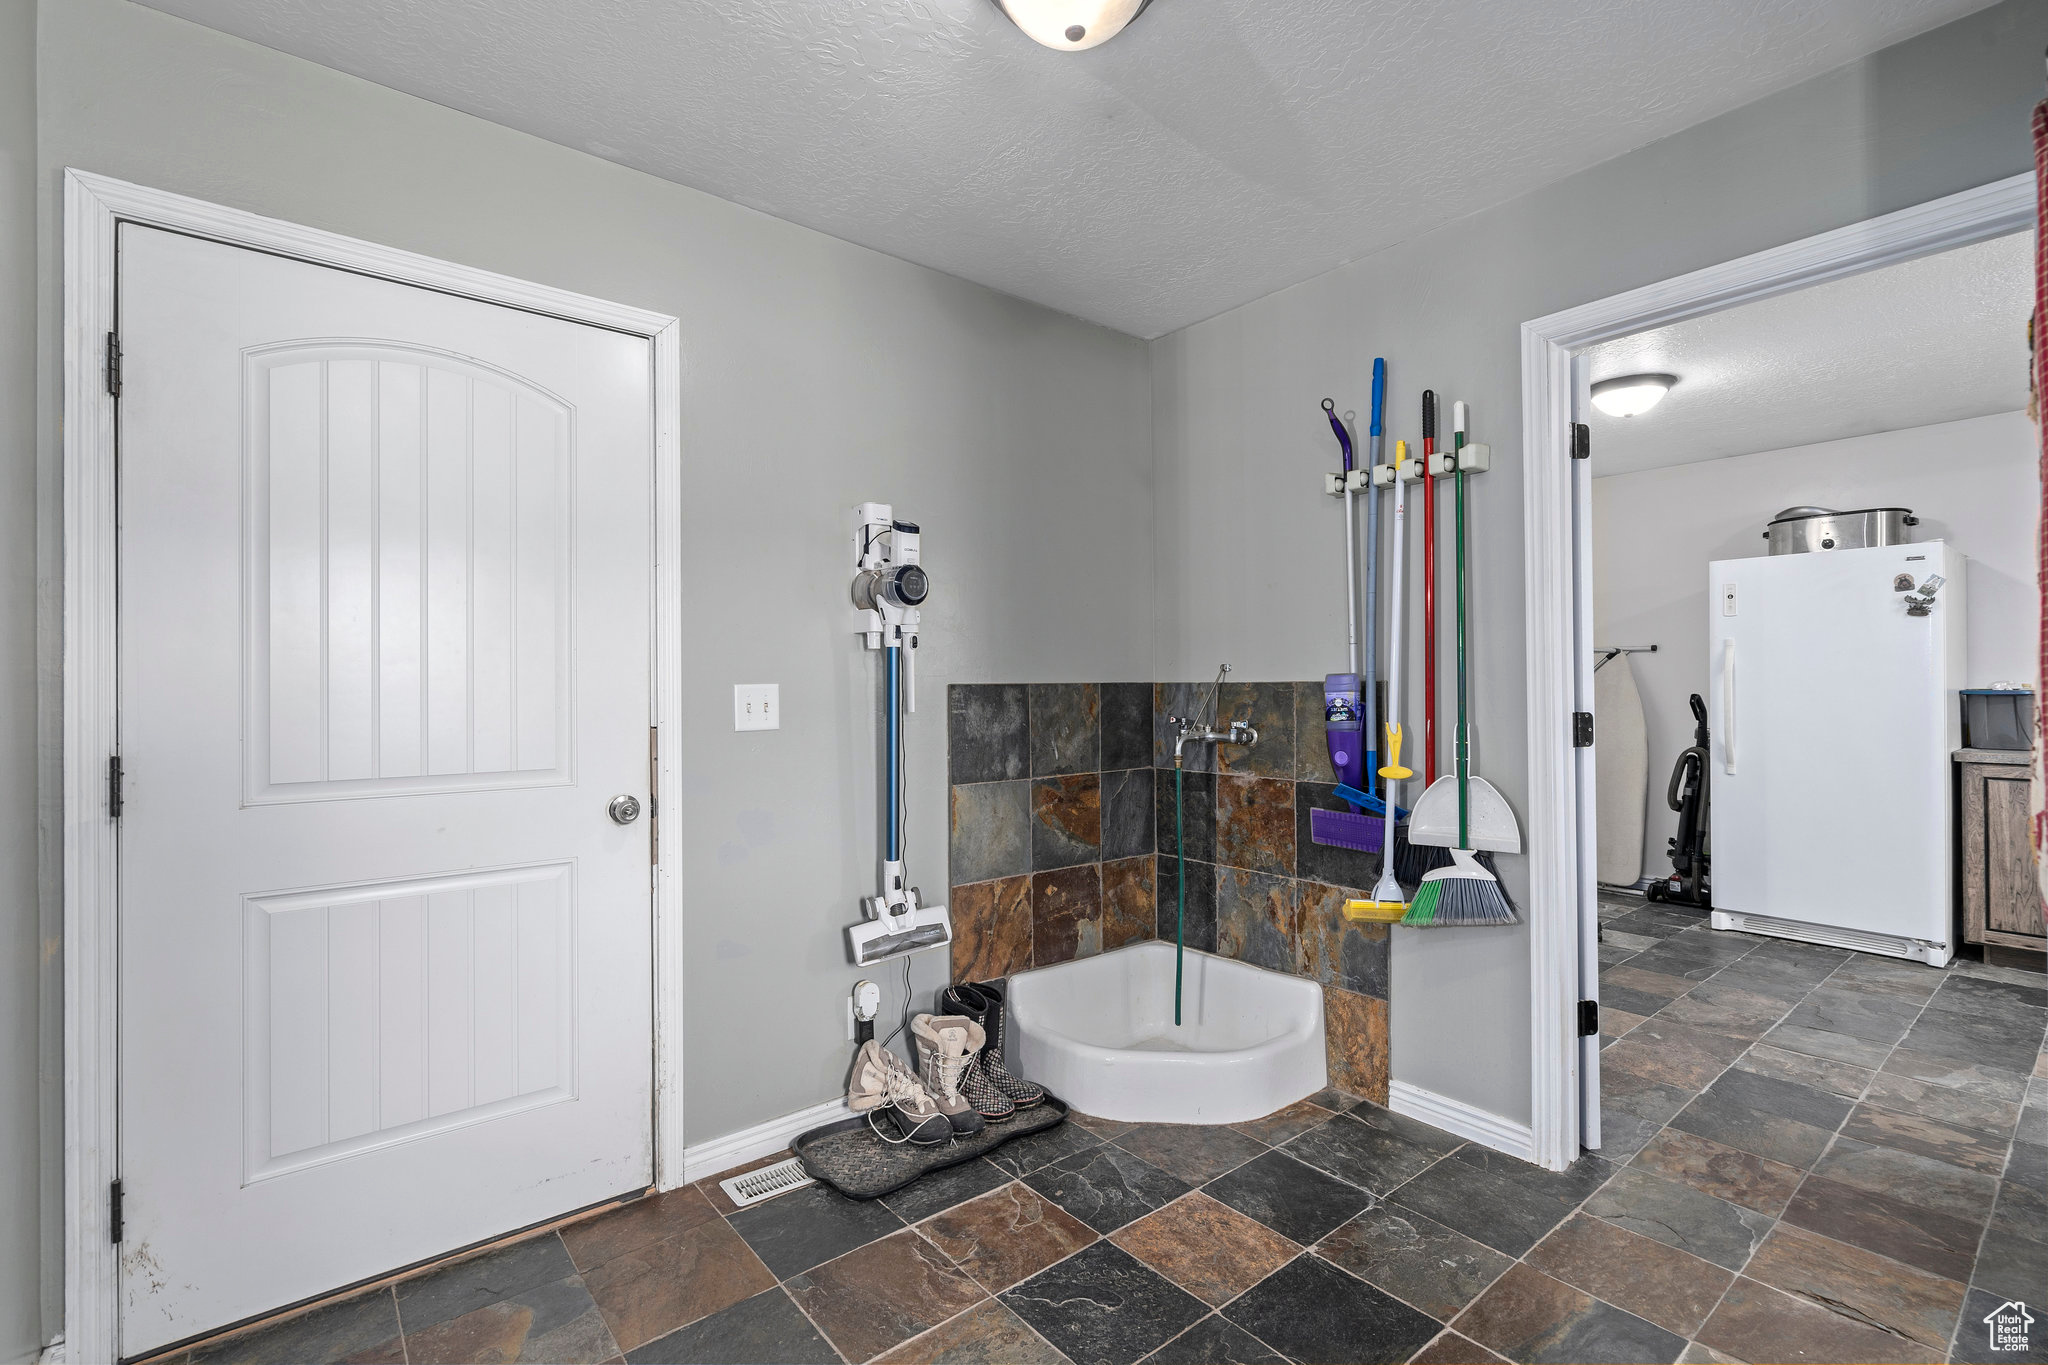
[{"left": 1166, "top": 664, "right": 1257, "bottom": 1024}]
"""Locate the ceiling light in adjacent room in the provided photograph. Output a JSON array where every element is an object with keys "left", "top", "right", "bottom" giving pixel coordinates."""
[
  {"left": 1590, "top": 373, "right": 1676, "bottom": 418},
  {"left": 994, "top": 0, "right": 1152, "bottom": 50}
]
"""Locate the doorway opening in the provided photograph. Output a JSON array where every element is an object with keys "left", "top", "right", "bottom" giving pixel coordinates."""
[{"left": 1517, "top": 171, "right": 2037, "bottom": 1170}]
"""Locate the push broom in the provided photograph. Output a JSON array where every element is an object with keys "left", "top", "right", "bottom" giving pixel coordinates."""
[
  {"left": 1404, "top": 401, "right": 1520, "bottom": 926},
  {"left": 1345, "top": 437, "right": 1416, "bottom": 923}
]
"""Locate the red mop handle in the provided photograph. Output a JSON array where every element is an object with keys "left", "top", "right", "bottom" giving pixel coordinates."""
[{"left": 1421, "top": 389, "right": 1437, "bottom": 787}]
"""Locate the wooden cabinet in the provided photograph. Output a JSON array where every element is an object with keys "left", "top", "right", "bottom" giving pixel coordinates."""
[{"left": 1958, "top": 749, "right": 2045, "bottom": 950}]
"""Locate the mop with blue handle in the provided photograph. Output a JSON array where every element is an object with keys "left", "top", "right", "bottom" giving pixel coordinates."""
[{"left": 1363, "top": 359, "right": 1385, "bottom": 790}]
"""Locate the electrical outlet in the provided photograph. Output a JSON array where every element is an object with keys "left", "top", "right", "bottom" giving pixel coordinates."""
[{"left": 734, "top": 683, "right": 779, "bottom": 731}]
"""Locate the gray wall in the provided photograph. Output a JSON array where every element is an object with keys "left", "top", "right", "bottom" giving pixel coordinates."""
[
  {"left": 1595, "top": 409, "right": 2037, "bottom": 881},
  {"left": 2, "top": 4, "right": 42, "bottom": 1362},
  {"left": 6, "top": 1, "right": 1151, "bottom": 1356},
  {"left": 1148, "top": 0, "right": 2047, "bottom": 1126}
]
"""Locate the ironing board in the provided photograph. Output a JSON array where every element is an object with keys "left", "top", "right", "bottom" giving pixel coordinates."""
[{"left": 1595, "top": 652, "right": 1649, "bottom": 887}]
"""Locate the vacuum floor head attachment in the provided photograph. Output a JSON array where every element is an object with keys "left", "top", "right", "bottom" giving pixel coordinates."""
[{"left": 848, "top": 900, "right": 953, "bottom": 967}]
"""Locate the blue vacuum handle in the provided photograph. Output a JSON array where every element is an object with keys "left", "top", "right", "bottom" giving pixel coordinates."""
[
  {"left": 886, "top": 645, "right": 901, "bottom": 861},
  {"left": 1370, "top": 358, "right": 1386, "bottom": 438}
]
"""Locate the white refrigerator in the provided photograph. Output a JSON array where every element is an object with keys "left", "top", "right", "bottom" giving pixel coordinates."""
[{"left": 1707, "top": 541, "right": 1964, "bottom": 964}]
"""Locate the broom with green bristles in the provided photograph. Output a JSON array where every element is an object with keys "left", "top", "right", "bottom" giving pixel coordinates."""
[{"left": 1404, "top": 403, "right": 1520, "bottom": 927}]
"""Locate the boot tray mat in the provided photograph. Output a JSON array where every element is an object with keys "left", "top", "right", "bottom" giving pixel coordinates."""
[{"left": 791, "top": 1098, "right": 1069, "bottom": 1200}]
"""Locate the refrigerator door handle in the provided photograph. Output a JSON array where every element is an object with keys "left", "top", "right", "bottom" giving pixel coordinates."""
[{"left": 1721, "top": 640, "right": 1736, "bottom": 775}]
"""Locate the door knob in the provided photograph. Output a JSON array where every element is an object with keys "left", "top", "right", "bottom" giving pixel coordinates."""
[{"left": 608, "top": 795, "right": 642, "bottom": 825}]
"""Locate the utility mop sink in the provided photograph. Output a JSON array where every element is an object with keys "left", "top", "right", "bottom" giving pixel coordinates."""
[{"left": 1006, "top": 941, "right": 1326, "bottom": 1124}]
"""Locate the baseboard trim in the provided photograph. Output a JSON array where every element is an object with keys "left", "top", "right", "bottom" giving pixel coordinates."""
[
  {"left": 1388, "top": 1080, "right": 1535, "bottom": 1163},
  {"left": 678, "top": 1096, "right": 851, "bottom": 1186}
]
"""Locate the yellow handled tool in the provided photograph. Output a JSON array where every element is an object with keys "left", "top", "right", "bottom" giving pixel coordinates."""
[
  {"left": 1358, "top": 439, "right": 1412, "bottom": 917},
  {"left": 1379, "top": 722, "right": 1412, "bottom": 780}
]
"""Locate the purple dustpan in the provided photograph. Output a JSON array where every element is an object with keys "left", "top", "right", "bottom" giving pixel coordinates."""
[{"left": 1310, "top": 806, "right": 1384, "bottom": 853}]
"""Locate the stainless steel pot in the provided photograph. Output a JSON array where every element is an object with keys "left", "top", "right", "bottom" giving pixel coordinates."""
[{"left": 1764, "top": 506, "right": 1918, "bottom": 555}]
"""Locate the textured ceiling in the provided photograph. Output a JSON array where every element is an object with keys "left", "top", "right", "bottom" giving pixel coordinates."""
[
  {"left": 137, "top": 0, "right": 1995, "bottom": 338},
  {"left": 1582, "top": 230, "right": 2032, "bottom": 477}
]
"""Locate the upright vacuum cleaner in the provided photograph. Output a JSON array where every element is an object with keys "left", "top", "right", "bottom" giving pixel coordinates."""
[{"left": 1645, "top": 694, "right": 1712, "bottom": 908}]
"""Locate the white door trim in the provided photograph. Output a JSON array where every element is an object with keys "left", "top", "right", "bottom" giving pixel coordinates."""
[
  {"left": 61, "top": 168, "right": 687, "bottom": 1364},
  {"left": 1517, "top": 170, "right": 2036, "bottom": 1171}
]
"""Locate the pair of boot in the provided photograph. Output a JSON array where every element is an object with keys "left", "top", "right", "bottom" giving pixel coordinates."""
[
  {"left": 848, "top": 1038, "right": 956, "bottom": 1146},
  {"left": 939, "top": 980, "right": 1046, "bottom": 1123},
  {"left": 846, "top": 1014, "right": 992, "bottom": 1147},
  {"left": 846, "top": 983, "right": 1046, "bottom": 1147}
]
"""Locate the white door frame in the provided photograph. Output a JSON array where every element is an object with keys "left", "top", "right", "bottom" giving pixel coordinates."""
[
  {"left": 61, "top": 168, "right": 687, "bottom": 1364},
  {"left": 1517, "top": 170, "right": 2036, "bottom": 1171}
]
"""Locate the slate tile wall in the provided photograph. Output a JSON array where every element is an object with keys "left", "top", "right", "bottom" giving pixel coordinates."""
[
  {"left": 947, "top": 683, "right": 1158, "bottom": 986},
  {"left": 948, "top": 680, "right": 1392, "bottom": 1104}
]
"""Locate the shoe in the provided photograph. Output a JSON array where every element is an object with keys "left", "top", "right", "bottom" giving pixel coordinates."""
[
  {"left": 964, "top": 981, "right": 1047, "bottom": 1109},
  {"left": 911, "top": 1014, "right": 989, "bottom": 1136},
  {"left": 940, "top": 984, "right": 1017, "bottom": 1122},
  {"left": 847, "top": 1039, "right": 952, "bottom": 1146}
]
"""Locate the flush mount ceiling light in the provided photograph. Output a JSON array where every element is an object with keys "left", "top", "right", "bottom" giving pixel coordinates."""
[
  {"left": 1590, "top": 373, "right": 1676, "bottom": 418},
  {"left": 994, "top": 0, "right": 1153, "bottom": 50}
]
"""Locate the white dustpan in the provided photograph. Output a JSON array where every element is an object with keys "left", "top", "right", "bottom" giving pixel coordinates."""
[{"left": 1406, "top": 773, "right": 1521, "bottom": 853}]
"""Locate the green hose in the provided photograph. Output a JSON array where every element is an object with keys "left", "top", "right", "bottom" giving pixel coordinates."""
[{"left": 1175, "top": 765, "right": 1185, "bottom": 1026}]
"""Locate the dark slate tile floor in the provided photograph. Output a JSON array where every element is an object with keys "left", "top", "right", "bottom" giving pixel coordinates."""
[
  {"left": 1587, "top": 896, "right": 2046, "bottom": 1365},
  {"left": 144, "top": 900, "right": 2046, "bottom": 1365}
]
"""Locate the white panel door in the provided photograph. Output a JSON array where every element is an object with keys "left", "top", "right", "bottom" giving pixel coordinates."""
[{"left": 118, "top": 225, "right": 655, "bottom": 1354}]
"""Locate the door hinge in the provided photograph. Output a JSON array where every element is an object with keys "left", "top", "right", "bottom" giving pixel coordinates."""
[
  {"left": 1572, "top": 712, "right": 1594, "bottom": 747},
  {"left": 108, "top": 755, "right": 124, "bottom": 818},
  {"left": 109, "top": 1179, "right": 124, "bottom": 1243},
  {"left": 105, "top": 332, "right": 122, "bottom": 398},
  {"left": 1577, "top": 1000, "right": 1599, "bottom": 1037},
  {"left": 1570, "top": 422, "right": 1589, "bottom": 460}
]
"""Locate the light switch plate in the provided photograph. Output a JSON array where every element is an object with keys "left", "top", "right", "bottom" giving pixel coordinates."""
[{"left": 734, "top": 683, "right": 779, "bottom": 731}]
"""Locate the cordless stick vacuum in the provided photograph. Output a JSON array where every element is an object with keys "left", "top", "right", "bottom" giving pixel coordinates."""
[{"left": 846, "top": 503, "right": 953, "bottom": 966}]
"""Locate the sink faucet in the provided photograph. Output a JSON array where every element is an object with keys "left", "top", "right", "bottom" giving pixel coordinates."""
[{"left": 1169, "top": 663, "right": 1259, "bottom": 769}]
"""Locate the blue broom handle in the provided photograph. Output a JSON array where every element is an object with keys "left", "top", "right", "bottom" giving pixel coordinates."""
[{"left": 1364, "top": 359, "right": 1385, "bottom": 798}]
